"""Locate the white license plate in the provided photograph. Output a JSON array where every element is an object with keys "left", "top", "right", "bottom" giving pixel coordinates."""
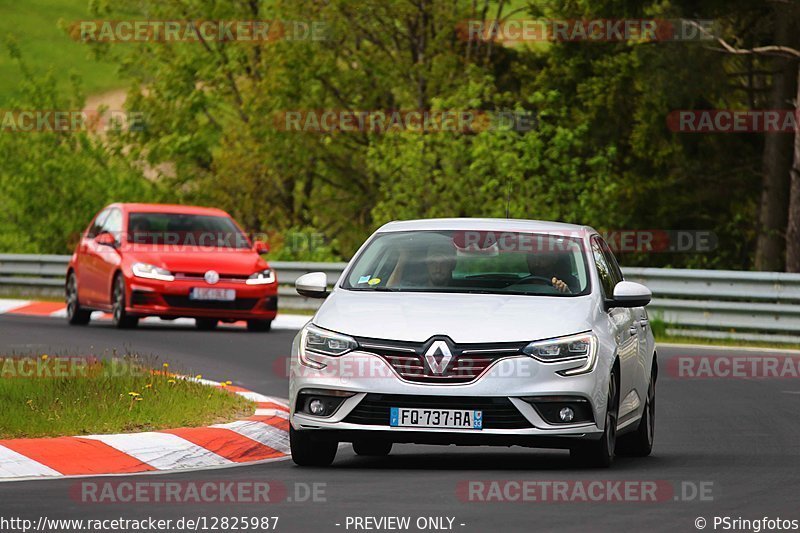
[
  {"left": 189, "top": 288, "right": 236, "bottom": 301},
  {"left": 390, "top": 408, "right": 482, "bottom": 430}
]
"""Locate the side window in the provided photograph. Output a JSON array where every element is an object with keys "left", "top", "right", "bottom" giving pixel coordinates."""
[
  {"left": 102, "top": 209, "right": 123, "bottom": 238},
  {"left": 86, "top": 209, "right": 110, "bottom": 239},
  {"left": 598, "top": 237, "right": 624, "bottom": 286},
  {"left": 591, "top": 237, "right": 615, "bottom": 298}
]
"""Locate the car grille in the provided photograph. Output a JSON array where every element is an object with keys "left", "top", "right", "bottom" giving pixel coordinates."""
[
  {"left": 344, "top": 394, "right": 532, "bottom": 429},
  {"left": 162, "top": 295, "right": 258, "bottom": 310},
  {"left": 173, "top": 273, "right": 249, "bottom": 283},
  {"left": 354, "top": 336, "right": 526, "bottom": 384}
]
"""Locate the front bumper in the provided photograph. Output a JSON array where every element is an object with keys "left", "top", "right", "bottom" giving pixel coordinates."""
[
  {"left": 289, "top": 347, "right": 610, "bottom": 447},
  {"left": 126, "top": 277, "right": 278, "bottom": 320}
]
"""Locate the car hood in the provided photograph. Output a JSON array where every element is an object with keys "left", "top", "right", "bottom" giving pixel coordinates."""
[
  {"left": 126, "top": 247, "right": 265, "bottom": 275},
  {"left": 313, "top": 290, "right": 595, "bottom": 344}
]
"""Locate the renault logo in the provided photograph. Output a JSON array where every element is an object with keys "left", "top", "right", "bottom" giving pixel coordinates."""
[
  {"left": 204, "top": 270, "right": 220, "bottom": 284},
  {"left": 424, "top": 340, "right": 453, "bottom": 375}
]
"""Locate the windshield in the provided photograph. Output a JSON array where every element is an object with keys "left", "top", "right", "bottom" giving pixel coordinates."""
[
  {"left": 342, "top": 230, "right": 590, "bottom": 296},
  {"left": 127, "top": 213, "right": 250, "bottom": 249}
]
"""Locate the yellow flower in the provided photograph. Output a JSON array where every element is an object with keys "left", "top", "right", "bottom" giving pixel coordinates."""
[
  {"left": 219, "top": 383, "right": 228, "bottom": 388},
  {"left": 162, "top": 363, "right": 169, "bottom": 369},
  {"left": 167, "top": 379, "right": 176, "bottom": 385},
  {"left": 135, "top": 397, "right": 143, "bottom": 402},
  {"left": 127, "top": 392, "right": 140, "bottom": 397},
  {"left": 225, "top": 380, "right": 232, "bottom": 385},
  {"left": 41, "top": 354, "right": 48, "bottom": 361},
  {"left": 144, "top": 383, "right": 153, "bottom": 389},
  {"left": 195, "top": 374, "right": 202, "bottom": 379}
]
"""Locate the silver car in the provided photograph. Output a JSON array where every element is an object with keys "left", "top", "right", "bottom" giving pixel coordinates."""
[{"left": 289, "top": 218, "right": 656, "bottom": 467}]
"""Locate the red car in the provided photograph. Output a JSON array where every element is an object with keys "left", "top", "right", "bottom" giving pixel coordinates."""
[{"left": 66, "top": 203, "right": 278, "bottom": 331}]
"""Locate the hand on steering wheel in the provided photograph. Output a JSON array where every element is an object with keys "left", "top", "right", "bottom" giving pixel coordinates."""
[{"left": 551, "top": 277, "right": 572, "bottom": 294}]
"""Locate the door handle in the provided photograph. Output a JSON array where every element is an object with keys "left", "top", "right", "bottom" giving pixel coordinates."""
[
  {"left": 629, "top": 325, "right": 638, "bottom": 335},
  {"left": 639, "top": 319, "right": 649, "bottom": 328}
]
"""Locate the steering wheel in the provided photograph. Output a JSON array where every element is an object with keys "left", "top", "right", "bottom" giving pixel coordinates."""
[{"left": 513, "top": 275, "right": 554, "bottom": 286}]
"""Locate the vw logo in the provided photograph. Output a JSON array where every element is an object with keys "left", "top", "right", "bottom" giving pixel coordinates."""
[
  {"left": 423, "top": 340, "right": 453, "bottom": 375},
  {"left": 204, "top": 270, "right": 220, "bottom": 285}
]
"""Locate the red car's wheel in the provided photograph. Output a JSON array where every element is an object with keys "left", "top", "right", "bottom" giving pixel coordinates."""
[
  {"left": 111, "top": 274, "right": 139, "bottom": 329},
  {"left": 65, "top": 272, "right": 91, "bottom": 325}
]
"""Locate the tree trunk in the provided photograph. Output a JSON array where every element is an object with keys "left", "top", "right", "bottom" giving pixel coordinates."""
[
  {"left": 755, "top": 13, "right": 797, "bottom": 271},
  {"left": 785, "top": 65, "right": 800, "bottom": 272}
]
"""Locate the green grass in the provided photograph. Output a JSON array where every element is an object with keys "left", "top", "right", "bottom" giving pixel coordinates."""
[
  {"left": 0, "top": 354, "right": 254, "bottom": 439},
  {"left": 0, "top": 0, "right": 134, "bottom": 105}
]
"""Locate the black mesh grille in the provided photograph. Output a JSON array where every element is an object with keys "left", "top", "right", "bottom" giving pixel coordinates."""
[
  {"left": 344, "top": 394, "right": 532, "bottom": 429},
  {"left": 162, "top": 295, "right": 258, "bottom": 310}
]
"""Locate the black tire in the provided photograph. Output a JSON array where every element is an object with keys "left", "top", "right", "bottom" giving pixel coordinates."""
[
  {"left": 353, "top": 438, "right": 393, "bottom": 457},
  {"left": 195, "top": 318, "right": 219, "bottom": 331},
  {"left": 65, "top": 272, "right": 91, "bottom": 325},
  {"left": 111, "top": 275, "right": 138, "bottom": 329},
  {"left": 571, "top": 369, "right": 618, "bottom": 468},
  {"left": 616, "top": 369, "right": 656, "bottom": 457},
  {"left": 290, "top": 427, "right": 337, "bottom": 467},
  {"left": 246, "top": 319, "right": 272, "bottom": 332}
]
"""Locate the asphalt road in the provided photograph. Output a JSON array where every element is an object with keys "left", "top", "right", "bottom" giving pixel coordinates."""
[{"left": 1, "top": 314, "right": 800, "bottom": 533}]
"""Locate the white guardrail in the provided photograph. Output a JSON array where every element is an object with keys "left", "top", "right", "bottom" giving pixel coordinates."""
[{"left": 1, "top": 254, "right": 798, "bottom": 344}]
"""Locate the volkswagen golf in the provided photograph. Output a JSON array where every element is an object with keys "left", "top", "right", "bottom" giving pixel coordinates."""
[
  {"left": 66, "top": 203, "right": 277, "bottom": 331},
  {"left": 289, "top": 218, "right": 656, "bottom": 467}
]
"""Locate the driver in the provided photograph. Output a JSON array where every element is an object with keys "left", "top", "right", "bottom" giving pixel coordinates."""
[
  {"left": 129, "top": 218, "right": 151, "bottom": 244},
  {"left": 526, "top": 250, "right": 579, "bottom": 294}
]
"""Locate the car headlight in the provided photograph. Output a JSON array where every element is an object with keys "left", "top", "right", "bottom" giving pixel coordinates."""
[
  {"left": 246, "top": 268, "right": 276, "bottom": 285},
  {"left": 131, "top": 262, "right": 174, "bottom": 282},
  {"left": 299, "top": 324, "right": 358, "bottom": 369},
  {"left": 523, "top": 332, "right": 597, "bottom": 376}
]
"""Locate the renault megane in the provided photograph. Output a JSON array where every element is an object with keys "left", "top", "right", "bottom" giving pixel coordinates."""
[{"left": 289, "top": 218, "right": 656, "bottom": 467}]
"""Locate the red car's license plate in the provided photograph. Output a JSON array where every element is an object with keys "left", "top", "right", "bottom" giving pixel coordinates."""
[{"left": 189, "top": 288, "right": 236, "bottom": 301}]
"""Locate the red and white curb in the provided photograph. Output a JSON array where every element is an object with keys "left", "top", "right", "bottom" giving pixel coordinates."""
[
  {"left": 0, "top": 380, "right": 292, "bottom": 482},
  {"left": 0, "top": 299, "right": 309, "bottom": 330}
]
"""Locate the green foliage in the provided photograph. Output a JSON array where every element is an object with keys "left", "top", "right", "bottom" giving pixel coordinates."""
[
  {"left": 0, "top": 0, "right": 781, "bottom": 268},
  {"left": 0, "top": 0, "right": 132, "bottom": 105},
  {"left": 0, "top": 39, "right": 161, "bottom": 254}
]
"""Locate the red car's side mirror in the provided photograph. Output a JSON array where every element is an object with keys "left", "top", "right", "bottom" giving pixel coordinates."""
[
  {"left": 95, "top": 232, "right": 117, "bottom": 247},
  {"left": 254, "top": 240, "right": 270, "bottom": 254}
]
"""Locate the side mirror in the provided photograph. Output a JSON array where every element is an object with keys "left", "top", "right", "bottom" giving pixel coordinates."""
[
  {"left": 94, "top": 232, "right": 117, "bottom": 248},
  {"left": 254, "top": 240, "right": 270, "bottom": 254},
  {"left": 611, "top": 281, "right": 651, "bottom": 308},
  {"left": 295, "top": 272, "right": 328, "bottom": 299}
]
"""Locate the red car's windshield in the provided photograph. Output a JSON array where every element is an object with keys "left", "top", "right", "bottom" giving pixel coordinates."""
[{"left": 127, "top": 212, "right": 250, "bottom": 249}]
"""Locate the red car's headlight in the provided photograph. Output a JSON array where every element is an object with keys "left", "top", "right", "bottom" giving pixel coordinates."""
[
  {"left": 246, "top": 268, "right": 275, "bottom": 285},
  {"left": 132, "top": 262, "right": 175, "bottom": 282}
]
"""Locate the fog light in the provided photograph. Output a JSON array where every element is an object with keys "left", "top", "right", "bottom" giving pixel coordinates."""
[
  {"left": 559, "top": 407, "right": 575, "bottom": 422},
  {"left": 309, "top": 399, "right": 325, "bottom": 415}
]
